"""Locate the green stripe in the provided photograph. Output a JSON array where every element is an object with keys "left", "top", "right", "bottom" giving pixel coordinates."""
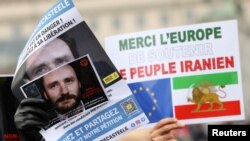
[{"left": 173, "top": 71, "right": 238, "bottom": 89}]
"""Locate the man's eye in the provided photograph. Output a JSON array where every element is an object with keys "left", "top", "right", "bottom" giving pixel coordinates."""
[
  {"left": 48, "top": 83, "right": 58, "bottom": 89},
  {"left": 65, "top": 78, "right": 74, "bottom": 85},
  {"left": 33, "top": 67, "right": 49, "bottom": 77}
]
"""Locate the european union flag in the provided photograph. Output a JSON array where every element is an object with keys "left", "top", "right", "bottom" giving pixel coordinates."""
[{"left": 128, "top": 78, "right": 173, "bottom": 123}]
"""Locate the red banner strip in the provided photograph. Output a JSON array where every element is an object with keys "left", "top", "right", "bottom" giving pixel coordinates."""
[{"left": 175, "top": 101, "right": 240, "bottom": 119}]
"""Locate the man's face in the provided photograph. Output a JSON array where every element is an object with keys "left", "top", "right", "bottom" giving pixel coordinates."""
[
  {"left": 42, "top": 65, "right": 81, "bottom": 114},
  {"left": 25, "top": 38, "right": 75, "bottom": 80}
]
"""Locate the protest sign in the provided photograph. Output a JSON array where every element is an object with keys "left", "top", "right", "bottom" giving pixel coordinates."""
[
  {"left": 105, "top": 20, "right": 245, "bottom": 124},
  {"left": 11, "top": 0, "right": 148, "bottom": 140}
]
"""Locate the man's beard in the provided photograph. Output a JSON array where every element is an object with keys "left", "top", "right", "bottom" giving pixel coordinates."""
[{"left": 54, "top": 94, "right": 81, "bottom": 114}]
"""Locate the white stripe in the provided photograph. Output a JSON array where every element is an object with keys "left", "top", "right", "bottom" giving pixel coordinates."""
[{"left": 172, "top": 84, "right": 243, "bottom": 106}]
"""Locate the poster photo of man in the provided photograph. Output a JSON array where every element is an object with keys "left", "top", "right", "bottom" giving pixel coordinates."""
[{"left": 20, "top": 55, "right": 109, "bottom": 128}]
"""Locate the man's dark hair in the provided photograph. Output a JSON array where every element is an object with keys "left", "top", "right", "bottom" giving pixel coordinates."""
[
  {"left": 39, "top": 63, "right": 81, "bottom": 93},
  {"left": 58, "top": 34, "right": 79, "bottom": 58}
]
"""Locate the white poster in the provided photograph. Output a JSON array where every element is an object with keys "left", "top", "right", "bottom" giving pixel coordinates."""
[
  {"left": 105, "top": 20, "right": 245, "bottom": 124},
  {"left": 11, "top": 0, "right": 148, "bottom": 140}
]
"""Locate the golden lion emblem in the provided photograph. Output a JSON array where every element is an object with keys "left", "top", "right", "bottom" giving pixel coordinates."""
[{"left": 187, "top": 83, "right": 226, "bottom": 112}]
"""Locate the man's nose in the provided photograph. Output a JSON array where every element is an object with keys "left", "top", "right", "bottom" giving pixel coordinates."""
[{"left": 60, "top": 83, "right": 69, "bottom": 95}]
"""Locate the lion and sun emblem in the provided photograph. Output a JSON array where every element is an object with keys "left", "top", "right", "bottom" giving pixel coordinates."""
[{"left": 187, "top": 81, "right": 227, "bottom": 112}]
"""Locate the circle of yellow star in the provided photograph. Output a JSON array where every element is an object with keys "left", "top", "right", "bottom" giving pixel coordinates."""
[{"left": 148, "top": 112, "right": 152, "bottom": 117}]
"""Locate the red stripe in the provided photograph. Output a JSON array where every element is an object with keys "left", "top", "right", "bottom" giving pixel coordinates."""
[{"left": 175, "top": 101, "right": 240, "bottom": 119}]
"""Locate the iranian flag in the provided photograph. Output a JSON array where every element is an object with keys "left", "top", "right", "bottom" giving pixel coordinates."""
[{"left": 172, "top": 71, "right": 244, "bottom": 124}]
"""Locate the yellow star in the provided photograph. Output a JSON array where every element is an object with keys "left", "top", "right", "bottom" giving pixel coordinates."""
[
  {"left": 148, "top": 112, "right": 152, "bottom": 116},
  {"left": 151, "top": 92, "right": 155, "bottom": 96},
  {"left": 153, "top": 99, "right": 157, "bottom": 103},
  {"left": 139, "top": 87, "right": 143, "bottom": 91}
]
